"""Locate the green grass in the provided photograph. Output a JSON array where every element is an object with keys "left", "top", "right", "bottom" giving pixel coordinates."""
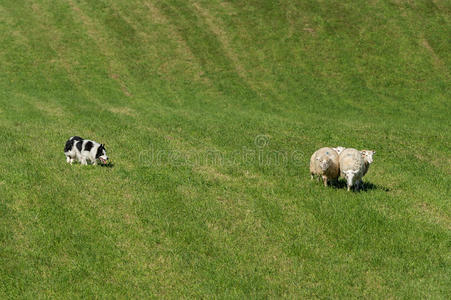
[{"left": 0, "top": 0, "right": 450, "bottom": 298}]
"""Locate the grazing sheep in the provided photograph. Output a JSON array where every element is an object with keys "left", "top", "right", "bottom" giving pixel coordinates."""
[
  {"left": 360, "top": 150, "right": 376, "bottom": 177},
  {"left": 310, "top": 147, "right": 340, "bottom": 186},
  {"left": 333, "top": 146, "right": 346, "bottom": 155},
  {"left": 339, "top": 148, "right": 366, "bottom": 191}
]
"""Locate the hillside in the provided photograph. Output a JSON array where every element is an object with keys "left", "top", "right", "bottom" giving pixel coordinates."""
[{"left": 0, "top": 0, "right": 450, "bottom": 297}]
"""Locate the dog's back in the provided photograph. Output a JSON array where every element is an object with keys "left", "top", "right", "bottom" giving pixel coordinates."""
[{"left": 64, "top": 136, "right": 83, "bottom": 153}]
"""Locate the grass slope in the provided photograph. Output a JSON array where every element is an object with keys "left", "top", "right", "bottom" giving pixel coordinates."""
[{"left": 0, "top": 0, "right": 450, "bottom": 297}]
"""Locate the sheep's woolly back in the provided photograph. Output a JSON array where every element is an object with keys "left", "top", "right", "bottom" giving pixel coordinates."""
[
  {"left": 339, "top": 148, "right": 365, "bottom": 178},
  {"left": 333, "top": 146, "right": 346, "bottom": 155},
  {"left": 338, "top": 148, "right": 366, "bottom": 190},
  {"left": 310, "top": 147, "right": 340, "bottom": 180}
]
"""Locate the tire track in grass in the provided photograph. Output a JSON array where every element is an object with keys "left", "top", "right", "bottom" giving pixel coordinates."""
[
  {"left": 421, "top": 38, "right": 449, "bottom": 80},
  {"left": 191, "top": 1, "right": 247, "bottom": 81},
  {"left": 0, "top": 2, "right": 72, "bottom": 115},
  {"left": 156, "top": 1, "right": 262, "bottom": 105},
  {"left": 190, "top": 1, "right": 271, "bottom": 102},
  {"left": 0, "top": 4, "right": 29, "bottom": 47},
  {"left": 67, "top": 0, "right": 132, "bottom": 98},
  {"left": 140, "top": 0, "right": 208, "bottom": 84},
  {"left": 6, "top": 1, "right": 90, "bottom": 102}
]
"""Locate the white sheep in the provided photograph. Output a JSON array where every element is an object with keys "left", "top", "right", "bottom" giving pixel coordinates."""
[
  {"left": 339, "top": 148, "right": 365, "bottom": 191},
  {"left": 333, "top": 146, "right": 346, "bottom": 155},
  {"left": 360, "top": 150, "right": 376, "bottom": 177},
  {"left": 310, "top": 147, "right": 340, "bottom": 186},
  {"left": 339, "top": 148, "right": 375, "bottom": 191}
]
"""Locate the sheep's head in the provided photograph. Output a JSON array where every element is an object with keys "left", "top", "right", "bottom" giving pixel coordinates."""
[
  {"left": 360, "top": 150, "right": 376, "bottom": 164},
  {"left": 343, "top": 170, "right": 357, "bottom": 184},
  {"left": 333, "top": 146, "right": 346, "bottom": 154},
  {"left": 317, "top": 156, "right": 331, "bottom": 171}
]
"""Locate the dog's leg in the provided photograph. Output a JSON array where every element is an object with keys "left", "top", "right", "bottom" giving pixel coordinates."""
[
  {"left": 80, "top": 157, "right": 88, "bottom": 165},
  {"left": 66, "top": 156, "right": 71, "bottom": 163}
]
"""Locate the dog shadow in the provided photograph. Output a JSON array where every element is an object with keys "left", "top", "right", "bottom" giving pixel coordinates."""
[
  {"left": 68, "top": 161, "right": 115, "bottom": 168},
  {"left": 329, "top": 179, "right": 389, "bottom": 192},
  {"left": 99, "top": 162, "right": 115, "bottom": 168}
]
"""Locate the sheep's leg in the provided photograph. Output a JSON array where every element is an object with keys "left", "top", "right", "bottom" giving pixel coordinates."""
[
  {"left": 345, "top": 172, "right": 355, "bottom": 192},
  {"left": 322, "top": 176, "right": 328, "bottom": 187},
  {"left": 310, "top": 173, "right": 314, "bottom": 180}
]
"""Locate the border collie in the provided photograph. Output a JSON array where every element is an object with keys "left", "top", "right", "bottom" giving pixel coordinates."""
[{"left": 64, "top": 136, "right": 109, "bottom": 165}]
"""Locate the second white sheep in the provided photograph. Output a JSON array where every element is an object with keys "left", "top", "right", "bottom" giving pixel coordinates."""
[
  {"left": 310, "top": 147, "right": 340, "bottom": 187},
  {"left": 339, "top": 148, "right": 375, "bottom": 191}
]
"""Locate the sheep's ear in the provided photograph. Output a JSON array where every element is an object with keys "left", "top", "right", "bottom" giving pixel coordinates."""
[{"left": 372, "top": 151, "right": 376, "bottom": 154}]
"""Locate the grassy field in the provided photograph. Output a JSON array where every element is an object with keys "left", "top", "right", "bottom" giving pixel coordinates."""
[{"left": 0, "top": 0, "right": 450, "bottom": 298}]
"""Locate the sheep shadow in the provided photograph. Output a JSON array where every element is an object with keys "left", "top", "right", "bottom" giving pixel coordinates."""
[
  {"left": 329, "top": 179, "right": 389, "bottom": 192},
  {"left": 359, "top": 181, "right": 389, "bottom": 192}
]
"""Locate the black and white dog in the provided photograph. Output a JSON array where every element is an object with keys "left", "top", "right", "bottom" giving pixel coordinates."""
[{"left": 64, "top": 136, "right": 109, "bottom": 165}]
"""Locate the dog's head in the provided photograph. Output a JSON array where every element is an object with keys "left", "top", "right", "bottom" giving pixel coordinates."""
[{"left": 96, "top": 144, "right": 109, "bottom": 164}]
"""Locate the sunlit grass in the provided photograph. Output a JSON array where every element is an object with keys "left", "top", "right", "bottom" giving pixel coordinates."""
[{"left": 0, "top": 0, "right": 450, "bottom": 298}]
